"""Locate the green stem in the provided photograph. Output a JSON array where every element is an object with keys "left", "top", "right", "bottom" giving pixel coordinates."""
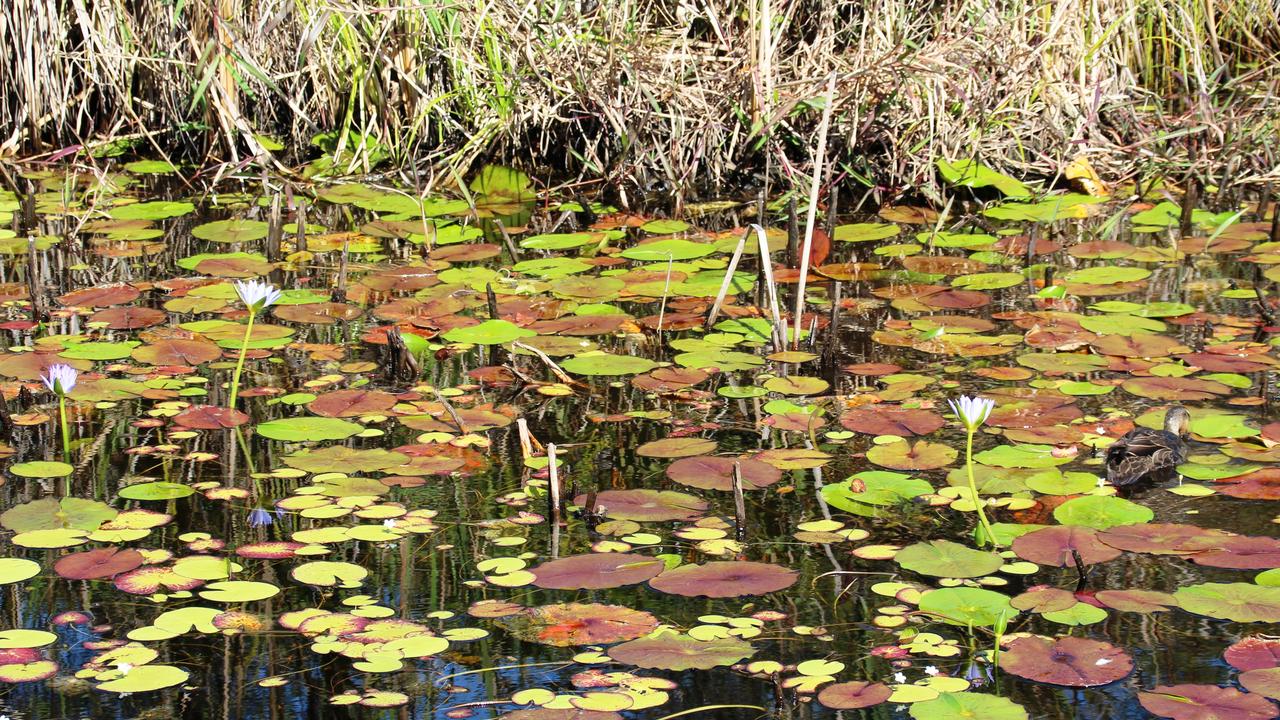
[
  {"left": 58, "top": 395, "right": 71, "bottom": 494},
  {"left": 966, "top": 429, "right": 999, "bottom": 549},
  {"left": 228, "top": 310, "right": 256, "bottom": 410}
]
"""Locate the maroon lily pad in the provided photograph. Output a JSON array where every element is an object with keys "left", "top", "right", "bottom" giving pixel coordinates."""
[
  {"left": 1240, "top": 669, "right": 1280, "bottom": 701},
  {"left": 1094, "top": 589, "right": 1178, "bottom": 613},
  {"left": 1121, "top": 376, "right": 1232, "bottom": 401},
  {"left": 54, "top": 548, "right": 145, "bottom": 580},
  {"left": 1139, "top": 684, "right": 1278, "bottom": 720},
  {"left": 91, "top": 306, "right": 167, "bottom": 330},
  {"left": 529, "top": 554, "right": 665, "bottom": 590},
  {"left": 648, "top": 561, "right": 797, "bottom": 598},
  {"left": 1010, "top": 587, "right": 1077, "bottom": 613},
  {"left": 839, "top": 406, "right": 944, "bottom": 437},
  {"left": 307, "top": 389, "right": 398, "bottom": 418},
  {"left": 573, "top": 490, "right": 707, "bottom": 522},
  {"left": 664, "top": 456, "right": 782, "bottom": 491},
  {"left": 606, "top": 633, "right": 755, "bottom": 670},
  {"left": 1188, "top": 536, "right": 1280, "bottom": 569},
  {"left": 1227, "top": 638, "right": 1280, "bottom": 671},
  {"left": 57, "top": 283, "right": 141, "bottom": 307},
  {"left": 132, "top": 338, "right": 223, "bottom": 366},
  {"left": 1096, "top": 524, "right": 1231, "bottom": 555},
  {"left": 635, "top": 437, "right": 718, "bottom": 458},
  {"left": 816, "top": 681, "right": 893, "bottom": 710},
  {"left": 1011, "top": 526, "right": 1122, "bottom": 567},
  {"left": 1001, "top": 636, "right": 1133, "bottom": 687}
]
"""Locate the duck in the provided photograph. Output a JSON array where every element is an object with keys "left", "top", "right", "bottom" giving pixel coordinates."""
[{"left": 1106, "top": 406, "right": 1191, "bottom": 487}]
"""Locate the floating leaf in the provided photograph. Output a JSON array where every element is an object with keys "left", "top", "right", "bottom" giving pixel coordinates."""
[{"left": 1001, "top": 636, "right": 1133, "bottom": 687}]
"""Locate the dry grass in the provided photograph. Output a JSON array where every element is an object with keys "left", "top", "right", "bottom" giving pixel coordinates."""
[{"left": 2, "top": 0, "right": 1278, "bottom": 199}]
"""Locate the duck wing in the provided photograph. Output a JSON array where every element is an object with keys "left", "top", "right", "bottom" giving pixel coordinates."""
[{"left": 1106, "top": 429, "right": 1182, "bottom": 486}]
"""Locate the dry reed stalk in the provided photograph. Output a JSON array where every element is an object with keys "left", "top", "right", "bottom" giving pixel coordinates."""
[{"left": 3, "top": 0, "right": 1278, "bottom": 193}]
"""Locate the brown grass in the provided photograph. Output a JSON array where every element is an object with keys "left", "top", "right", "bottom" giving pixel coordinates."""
[{"left": 2, "top": 0, "right": 1278, "bottom": 199}]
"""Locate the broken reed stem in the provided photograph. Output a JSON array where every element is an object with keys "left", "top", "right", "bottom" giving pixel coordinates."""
[
  {"left": 731, "top": 461, "right": 747, "bottom": 541},
  {"left": 705, "top": 224, "right": 784, "bottom": 346},
  {"left": 547, "top": 443, "right": 560, "bottom": 526},
  {"left": 792, "top": 72, "right": 837, "bottom": 350}
]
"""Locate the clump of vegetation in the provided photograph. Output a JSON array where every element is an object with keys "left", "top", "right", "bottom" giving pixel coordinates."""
[{"left": 3, "top": 0, "right": 1278, "bottom": 196}]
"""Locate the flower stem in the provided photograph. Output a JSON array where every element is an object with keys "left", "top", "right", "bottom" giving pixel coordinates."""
[
  {"left": 58, "top": 389, "right": 70, "bottom": 468},
  {"left": 228, "top": 310, "right": 256, "bottom": 411},
  {"left": 965, "top": 429, "right": 999, "bottom": 548}
]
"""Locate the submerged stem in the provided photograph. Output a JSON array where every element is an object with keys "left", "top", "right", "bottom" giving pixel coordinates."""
[
  {"left": 966, "top": 429, "right": 999, "bottom": 549},
  {"left": 228, "top": 310, "right": 257, "bottom": 410}
]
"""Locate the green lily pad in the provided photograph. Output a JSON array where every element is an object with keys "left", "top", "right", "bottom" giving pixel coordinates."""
[
  {"left": 1053, "top": 496, "right": 1153, "bottom": 530},
  {"left": 257, "top": 417, "right": 363, "bottom": 441},
  {"left": 895, "top": 540, "right": 1003, "bottom": 578},
  {"left": 442, "top": 319, "right": 536, "bottom": 345}
]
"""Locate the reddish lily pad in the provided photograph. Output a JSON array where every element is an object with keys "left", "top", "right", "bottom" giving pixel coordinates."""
[
  {"left": 1227, "top": 638, "right": 1280, "bottom": 671},
  {"left": 530, "top": 554, "right": 665, "bottom": 590},
  {"left": 664, "top": 456, "right": 782, "bottom": 491},
  {"left": 54, "top": 548, "right": 145, "bottom": 580},
  {"left": 1094, "top": 589, "right": 1178, "bottom": 613},
  {"left": 816, "top": 681, "right": 892, "bottom": 710},
  {"left": 839, "top": 406, "right": 944, "bottom": 437},
  {"left": 500, "top": 603, "right": 658, "bottom": 647},
  {"left": 1188, "top": 536, "right": 1280, "bottom": 569},
  {"left": 573, "top": 490, "right": 707, "bottom": 522},
  {"left": 1139, "top": 684, "right": 1277, "bottom": 720},
  {"left": 1121, "top": 376, "right": 1232, "bottom": 401},
  {"left": 606, "top": 633, "right": 754, "bottom": 670},
  {"left": 307, "top": 389, "right": 398, "bottom": 417},
  {"left": 866, "top": 440, "right": 957, "bottom": 470},
  {"left": 1096, "top": 523, "right": 1231, "bottom": 555},
  {"left": 173, "top": 406, "right": 250, "bottom": 429},
  {"left": 1001, "top": 636, "right": 1133, "bottom": 687},
  {"left": 635, "top": 437, "right": 717, "bottom": 458},
  {"left": 648, "top": 561, "right": 796, "bottom": 598},
  {"left": 1012, "top": 526, "right": 1122, "bottom": 567}
]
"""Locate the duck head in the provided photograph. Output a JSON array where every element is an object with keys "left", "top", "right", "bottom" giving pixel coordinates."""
[{"left": 1164, "top": 406, "right": 1191, "bottom": 438}]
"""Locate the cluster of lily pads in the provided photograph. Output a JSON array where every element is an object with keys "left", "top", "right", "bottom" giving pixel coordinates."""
[{"left": 1, "top": 160, "right": 1280, "bottom": 719}]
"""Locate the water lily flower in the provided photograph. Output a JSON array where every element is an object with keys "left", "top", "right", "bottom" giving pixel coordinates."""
[
  {"left": 924, "top": 665, "right": 940, "bottom": 676},
  {"left": 893, "top": 672, "right": 907, "bottom": 684},
  {"left": 117, "top": 662, "right": 133, "bottom": 676},
  {"left": 41, "top": 363, "right": 78, "bottom": 396},
  {"left": 383, "top": 518, "right": 397, "bottom": 529},
  {"left": 247, "top": 507, "right": 274, "bottom": 527},
  {"left": 948, "top": 395, "right": 995, "bottom": 432},
  {"left": 234, "top": 279, "right": 282, "bottom": 313}
]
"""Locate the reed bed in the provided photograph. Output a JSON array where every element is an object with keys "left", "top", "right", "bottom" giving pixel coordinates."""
[{"left": 2, "top": 0, "right": 1278, "bottom": 196}]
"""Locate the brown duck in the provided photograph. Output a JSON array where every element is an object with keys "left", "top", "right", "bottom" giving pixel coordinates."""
[{"left": 1106, "top": 406, "right": 1191, "bottom": 486}]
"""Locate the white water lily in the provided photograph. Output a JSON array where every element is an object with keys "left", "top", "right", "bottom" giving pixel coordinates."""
[
  {"left": 40, "top": 363, "right": 79, "bottom": 396},
  {"left": 893, "top": 672, "right": 907, "bottom": 684},
  {"left": 234, "top": 279, "right": 282, "bottom": 313},
  {"left": 117, "top": 662, "right": 133, "bottom": 676},
  {"left": 948, "top": 395, "right": 996, "bottom": 432}
]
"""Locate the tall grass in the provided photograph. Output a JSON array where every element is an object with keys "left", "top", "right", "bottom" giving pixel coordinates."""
[{"left": 2, "top": 0, "right": 1277, "bottom": 194}]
